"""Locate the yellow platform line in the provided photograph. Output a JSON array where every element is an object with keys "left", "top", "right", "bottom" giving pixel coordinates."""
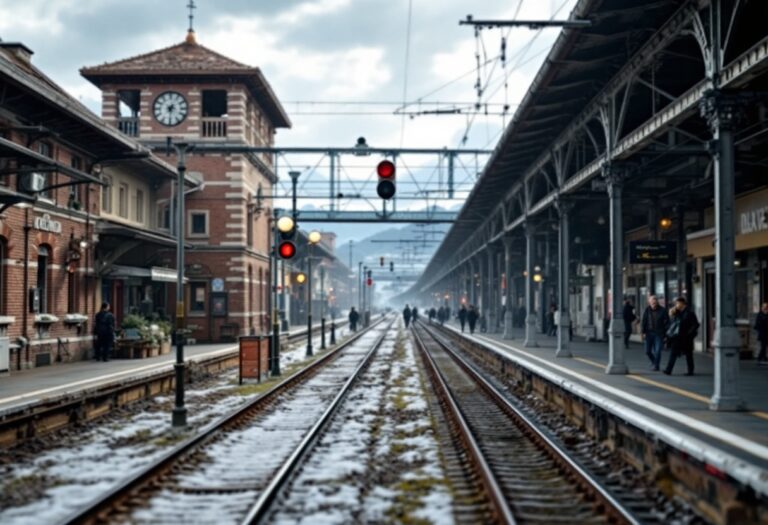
[{"left": 571, "top": 355, "right": 768, "bottom": 417}]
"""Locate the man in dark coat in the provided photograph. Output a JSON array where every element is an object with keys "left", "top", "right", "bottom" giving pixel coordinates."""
[
  {"left": 348, "top": 307, "right": 360, "bottom": 331},
  {"left": 403, "top": 304, "right": 412, "bottom": 328},
  {"left": 437, "top": 306, "right": 446, "bottom": 326},
  {"left": 622, "top": 298, "right": 636, "bottom": 349},
  {"left": 755, "top": 302, "right": 768, "bottom": 365},
  {"left": 467, "top": 305, "right": 479, "bottom": 334},
  {"left": 641, "top": 295, "right": 668, "bottom": 371},
  {"left": 94, "top": 302, "right": 116, "bottom": 362},
  {"left": 428, "top": 307, "right": 436, "bottom": 323},
  {"left": 458, "top": 305, "right": 468, "bottom": 332},
  {"left": 412, "top": 307, "right": 419, "bottom": 323},
  {"left": 664, "top": 297, "right": 700, "bottom": 376}
]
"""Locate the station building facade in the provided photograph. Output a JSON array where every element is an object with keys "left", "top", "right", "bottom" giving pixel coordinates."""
[
  {"left": 81, "top": 29, "right": 291, "bottom": 343},
  {"left": 0, "top": 41, "right": 181, "bottom": 371}
]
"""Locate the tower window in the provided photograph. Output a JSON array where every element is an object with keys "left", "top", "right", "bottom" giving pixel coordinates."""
[{"left": 202, "top": 90, "right": 227, "bottom": 117}]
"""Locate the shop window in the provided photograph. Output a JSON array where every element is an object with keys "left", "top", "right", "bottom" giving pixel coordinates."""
[
  {"left": 67, "top": 265, "right": 78, "bottom": 313},
  {"left": 190, "top": 282, "right": 206, "bottom": 312},
  {"left": 136, "top": 189, "right": 144, "bottom": 223},
  {"left": 118, "top": 183, "right": 128, "bottom": 218},
  {"left": 37, "top": 245, "right": 50, "bottom": 313},
  {"left": 188, "top": 210, "right": 208, "bottom": 237},
  {"left": 69, "top": 156, "right": 83, "bottom": 209},
  {"left": 36, "top": 142, "right": 52, "bottom": 200},
  {"left": 102, "top": 175, "right": 113, "bottom": 213}
]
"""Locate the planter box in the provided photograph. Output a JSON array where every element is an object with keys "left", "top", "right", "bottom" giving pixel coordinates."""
[
  {"left": 148, "top": 345, "right": 160, "bottom": 358},
  {"left": 160, "top": 340, "right": 171, "bottom": 355},
  {"left": 116, "top": 340, "right": 152, "bottom": 359}
]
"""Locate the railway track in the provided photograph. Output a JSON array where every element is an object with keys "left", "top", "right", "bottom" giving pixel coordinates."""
[
  {"left": 57, "top": 316, "right": 393, "bottom": 525},
  {"left": 412, "top": 321, "right": 643, "bottom": 525}
]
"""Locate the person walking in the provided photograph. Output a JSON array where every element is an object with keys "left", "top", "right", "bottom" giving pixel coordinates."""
[
  {"left": 402, "top": 304, "right": 412, "bottom": 328},
  {"left": 458, "top": 304, "right": 468, "bottom": 333},
  {"left": 623, "top": 298, "right": 636, "bottom": 349},
  {"left": 348, "top": 307, "right": 360, "bottom": 331},
  {"left": 412, "top": 307, "right": 419, "bottom": 323},
  {"left": 553, "top": 307, "right": 560, "bottom": 337},
  {"left": 467, "top": 305, "right": 479, "bottom": 334},
  {"left": 641, "top": 295, "right": 668, "bottom": 371},
  {"left": 663, "top": 297, "right": 700, "bottom": 376},
  {"left": 547, "top": 305, "right": 556, "bottom": 336},
  {"left": 754, "top": 302, "right": 768, "bottom": 365},
  {"left": 93, "top": 302, "right": 116, "bottom": 362},
  {"left": 437, "top": 306, "right": 446, "bottom": 326},
  {"left": 428, "top": 307, "right": 437, "bottom": 323}
]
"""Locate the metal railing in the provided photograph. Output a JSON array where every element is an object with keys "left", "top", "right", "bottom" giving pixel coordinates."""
[
  {"left": 117, "top": 117, "right": 139, "bottom": 137},
  {"left": 201, "top": 117, "right": 227, "bottom": 138}
]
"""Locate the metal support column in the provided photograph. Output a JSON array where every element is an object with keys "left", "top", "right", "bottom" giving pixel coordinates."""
[
  {"left": 503, "top": 237, "right": 514, "bottom": 339},
  {"left": 524, "top": 223, "right": 538, "bottom": 347},
  {"left": 556, "top": 200, "right": 572, "bottom": 357},
  {"left": 701, "top": 90, "right": 745, "bottom": 410},
  {"left": 604, "top": 166, "right": 628, "bottom": 374},
  {"left": 487, "top": 246, "right": 498, "bottom": 333}
]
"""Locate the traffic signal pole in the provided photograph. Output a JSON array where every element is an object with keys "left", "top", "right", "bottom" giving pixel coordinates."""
[{"left": 271, "top": 210, "right": 281, "bottom": 376}]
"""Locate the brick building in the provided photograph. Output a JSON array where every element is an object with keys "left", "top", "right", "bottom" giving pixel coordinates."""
[
  {"left": 81, "top": 29, "right": 291, "bottom": 343},
  {"left": 0, "top": 41, "right": 180, "bottom": 371}
]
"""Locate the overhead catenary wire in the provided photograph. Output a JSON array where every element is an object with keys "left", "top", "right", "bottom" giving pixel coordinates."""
[{"left": 399, "top": 0, "right": 414, "bottom": 148}]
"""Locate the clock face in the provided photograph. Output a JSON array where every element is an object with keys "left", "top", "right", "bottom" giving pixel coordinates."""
[{"left": 153, "top": 91, "right": 188, "bottom": 126}]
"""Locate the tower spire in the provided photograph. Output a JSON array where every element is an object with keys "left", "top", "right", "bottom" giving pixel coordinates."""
[{"left": 185, "top": 0, "right": 197, "bottom": 44}]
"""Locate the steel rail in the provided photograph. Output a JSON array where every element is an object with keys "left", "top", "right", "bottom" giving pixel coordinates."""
[
  {"left": 420, "top": 322, "right": 642, "bottom": 525},
  {"left": 56, "top": 315, "right": 388, "bottom": 525},
  {"left": 412, "top": 324, "right": 517, "bottom": 525},
  {"left": 241, "top": 317, "right": 396, "bottom": 524}
]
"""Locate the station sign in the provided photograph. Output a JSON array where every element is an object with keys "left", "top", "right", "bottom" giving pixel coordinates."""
[
  {"left": 628, "top": 241, "right": 677, "bottom": 264},
  {"left": 34, "top": 213, "right": 62, "bottom": 234},
  {"left": 570, "top": 275, "right": 593, "bottom": 286}
]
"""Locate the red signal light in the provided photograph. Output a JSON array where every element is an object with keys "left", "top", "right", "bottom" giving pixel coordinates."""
[
  {"left": 377, "top": 160, "right": 395, "bottom": 178},
  {"left": 367, "top": 278, "right": 373, "bottom": 286},
  {"left": 278, "top": 241, "right": 296, "bottom": 259}
]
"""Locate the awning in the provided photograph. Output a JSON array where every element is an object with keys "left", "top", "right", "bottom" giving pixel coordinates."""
[
  {"left": 0, "top": 136, "right": 104, "bottom": 187},
  {"left": 105, "top": 265, "right": 184, "bottom": 283}
]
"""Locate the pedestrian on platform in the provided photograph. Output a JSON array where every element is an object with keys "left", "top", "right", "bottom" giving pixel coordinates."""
[
  {"left": 437, "top": 306, "right": 446, "bottom": 326},
  {"left": 623, "top": 298, "right": 636, "bottom": 350},
  {"left": 94, "top": 302, "right": 115, "bottom": 362},
  {"left": 467, "top": 305, "right": 479, "bottom": 334},
  {"left": 641, "top": 294, "right": 669, "bottom": 371},
  {"left": 348, "top": 307, "right": 360, "bottom": 331},
  {"left": 445, "top": 306, "right": 451, "bottom": 320},
  {"left": 428, "top": 307, "right": 437, "bottom": 323},
  {"left": 458, "top": 304, "right": 468, "bottom": 332},
  {"left": 663, "top": 297, "right": 699, "bottom": 376},
  {"left": 547, "top": 305, "right": 557, "bottom": 336},
  {"left": 553, "top": 308, "right": 560, "bottom": 337},
  {"left": 517, "top": 305, "right": 526, "bottom": 328},
  {"left": 403, "top": 304, "right": 412, "bottom": 328},
  {"left": 479, "top": 311, "right": 487, "bottom": 333},
  {"left": 412, "top": 307, "right": 419, "bottom": 323},
  {"left": 754, "top": 302, "right": 768, "bottom": 365}
]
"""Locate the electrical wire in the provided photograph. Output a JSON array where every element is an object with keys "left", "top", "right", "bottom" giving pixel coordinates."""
[{"left": 399, "top": 0, "right": 414, "bottom": 148}]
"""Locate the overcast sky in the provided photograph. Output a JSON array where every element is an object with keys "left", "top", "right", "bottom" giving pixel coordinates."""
[{"left": 0, "top": 0, "right": 577, "bottom": 244}]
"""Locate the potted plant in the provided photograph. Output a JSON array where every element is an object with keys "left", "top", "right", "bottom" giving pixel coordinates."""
[{"left": 118, "top": 314, "right": 152, "bottom": 358}]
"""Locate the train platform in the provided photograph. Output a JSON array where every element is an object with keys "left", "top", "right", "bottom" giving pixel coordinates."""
[
  {"left": 0, "top": 320, "right": 344, "bottom": 417},
  {"left": 441, "top": 321, "right": 768, "bottom": 493}
]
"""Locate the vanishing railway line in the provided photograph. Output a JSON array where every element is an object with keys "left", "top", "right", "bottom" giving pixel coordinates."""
[
  {"left": 57, "top": 316, "right": 392, "bottom": 525},
  {"left": 413, "top": 322, "right": 647, "bottom": 525}
]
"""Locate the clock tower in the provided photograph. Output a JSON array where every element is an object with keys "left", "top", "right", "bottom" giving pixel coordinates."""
[{"left": 81, "top": 29, "right": 291, "bottom": 341}]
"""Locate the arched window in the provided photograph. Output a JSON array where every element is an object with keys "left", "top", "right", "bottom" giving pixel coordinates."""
[
  {"left": 37, "top": 245, "right": 50, "bottom": 313},
  {"left": 67, "top": 263, "right": 78, "bottom": 313},
  {"left": 0, "top": 239, "right": 6, "bottom": 315},
  {"left": 258, "top": 268, "right": 264, "bottom": 332}
]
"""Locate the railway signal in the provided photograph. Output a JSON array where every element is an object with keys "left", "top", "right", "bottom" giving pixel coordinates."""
[
  {"left": 376, "top": 159, "right": 396, "bottom": 200},
  {"left": 390, "top": 261, "right": 394, "bottom": 272},
  {"left": 380, "top": 256, "right": 385, "bottom": 267},
  {"left": 277, "top": 215, "right": 296, "bottom": 259}
]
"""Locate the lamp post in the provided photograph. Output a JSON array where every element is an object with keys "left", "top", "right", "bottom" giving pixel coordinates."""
[
  {"left": 172, "top": 142, "right": 192, "bottom": 429},
  {"left": 320, "top": 265, "right": 326, "bottom": 350},
  {"left": 306, "top": 230, "right": 322, "bottom": 356}
]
